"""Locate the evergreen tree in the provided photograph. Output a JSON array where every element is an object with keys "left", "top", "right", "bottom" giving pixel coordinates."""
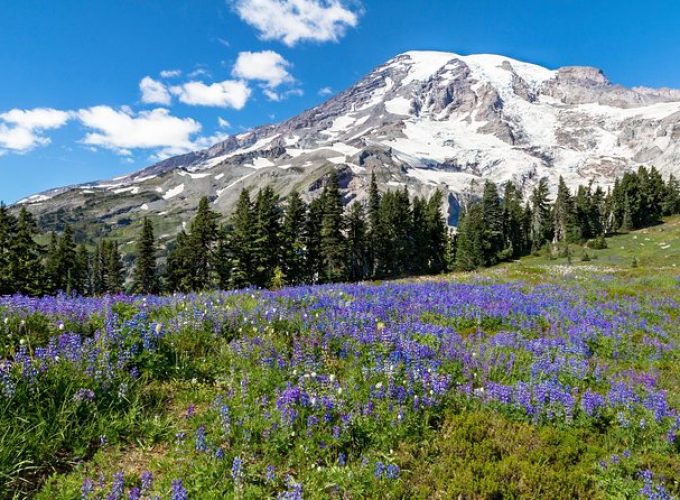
[
  {"left": 166, "top": 231, "right": 191, "bottom": 292},
  {"left": 304, "top": 196, "right": 324, "bottom": 284},
  {"left": 186, "top": 197, "right": 220, "bottom": 290},
  {"left": 73, "top": 244, "right": 90, "bottom": 295},
  {"left": 319, "top": 171, "right": 347, "bottom": 283},
  {"left": 444, "top": 229, "right": 458, "bottom": 272},
  {"left": 346, "top": 202, "right": 368, "bottom": 281},
  {"left": 552, "top": 177, "right": 579, "bottom": 244},
  {"left": 424, "top": 190, "right": 447, "bottom": 273},
  {"left": 9, "top": 208, "right": 44, "bottom": 296},
  {"left": 409, "top": 195, "right": 429, "bottom": 274},
  {"left": 280, "top": 190, "right": 307, "bottom": 286},
  {"left": 214, "top": 224, "right": 233, "bottom": 290},
  {"left": 455, "top": 203, "right": 485, "bottom": 271},
  {"left": 90, "top": 240, "right": 105, "bottom": 295},
  {"left": 622, "top": 194, "right": 634, "bottom": 232},
  {"left": 55, "top": 224, "right": 77, "bottom": 294},
  {"left": 662, "top": 174, "right": 680, "bottom": 216},
  {"left": 104, "top": 240, "right": 124, "bottom": 293},
  {"left": 638, "top": 166, "right": 664, "bottom": 226},
  {"left": 481, "top": 181, "right": 505, "bottom": 265},
  {"left": 132, "top": 217, "right": 159, "bottom": 294},
  {"left": 0, "top": 203, "right": 17, "bottom": 295},
  {"left": 530, "top": 178, "right": 552, "bottom": 252},
  {"left": 229, "top": 189, "right": 255, "bottom": 289},
  {"left": 501, "top": 182, "right": 526, "bottom": 259},
  {"left": 367, "top": 171, "right": 382, "bottom": 277},
  {"left": 252, "top": 186, "right": 281, "bottom": 288}
]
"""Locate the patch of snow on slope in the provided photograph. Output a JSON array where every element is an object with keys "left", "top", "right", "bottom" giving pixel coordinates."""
[
  {"left": 400, "top": 51, "right": 458, "bottom": 85},
  {"left": 575, "top": 102, "right": 680, "bottom": 121},
  {"left": 163, "top": 184, "right": 185, "bottom": 200},
  {"left": 245, "top": 157, "right": 275, "bottom": 169},
  {"left": 385, "top": 96, "right": 412, "bottom": 115},
  {"left": 325, "top": 115, "right": 357, "bottom": 134},
  {"left": 178, "top": 171, "right": 211, "bottom": 179},
  {"left": 17, "top": 194, "right": 52, "bottom": 204}
]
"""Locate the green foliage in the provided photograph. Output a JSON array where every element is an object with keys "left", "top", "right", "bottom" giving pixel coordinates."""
[{"left": 131, "top": 217, "right": 159, "bottom": 294}]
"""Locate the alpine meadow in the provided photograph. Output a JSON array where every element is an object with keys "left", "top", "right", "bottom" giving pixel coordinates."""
[{"left": 2, "top": 1, "right": 680, "bottom": 499}]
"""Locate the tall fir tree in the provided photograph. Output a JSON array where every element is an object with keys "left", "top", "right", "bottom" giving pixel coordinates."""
[
  {"left": 166, "top": 231, "right": 191, "bottom": 292},
  {"left": 73, "top": 244, "right": 90, "bottom": 295},
  {"left": 424, "top": 190, "right": 448, "bottom": 273},
  {"left": 0, "top": 203, "right": 17, "bottom": 295},
  {"left": 229, "top": 189, "right": 255, "bottom": 289},
  {"left": 132, "top": 217, "right": 159, "bottom": 294},
  {"left": 552, "top": 177, "right": 579, "bottom": 244},
  {"left": 662, "top": 174, "right": 680, "bottom": 216},
  {"left": 9, "top": 208, "right": 44, "bottom": 296},
  {"left": 251, "top": 186, "right": 281, "bottom": 288},
  {"left": 455, "top": 203, "right": 485, "bottom": 271},
  {"left": 481, "top": 181, "right": 505, "bottom": 265},
  {"left": 186, "top": 197, "right": 220, "bottom": 290},
  {"left": 530, "top": 178, "right": 552, "bottom": 252},
  {"left": 280, "top": 190, "right": 307, "bottom": 286},
  {"left": 346, "top": 202, "right": 368, "bottom": 282},
  {"left": 319, "top": 170, "right": 347, "bottom": 283},
  {"left": 501, "top": 182, "right": 526, "bottom": 259},
  {"left": 367, "top": 171, "right": 382, "bottom": 277},
  {"left": 104, "top": 240, "right": 124, "bottom": 293},
  {"left": 304, "top": 196, "right": 324, "bottom": 284}
]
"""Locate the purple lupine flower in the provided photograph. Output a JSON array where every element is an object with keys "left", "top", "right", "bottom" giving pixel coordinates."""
[
  {"left": 81, "top": 478, "right": 95, "bottom": 500},
  {"left": 231, "top": 456, "right": 243, "bottom": 482},
  {"left": 386, "top": 464, "right": 400, "bottom": 479},
  {"left": 140, "top": 471, "right": 153, "bottom": 492},
  {"left": 194, "top": 425, "right": 207, "bottom": 452},
  {"left": 374, "top": 461, "right": 385, "bottom": 478},
  {"left": 171, "top": 479, "right": 188, "bottom": 500},
  {"left": 265, "top": 465, "right": 276, "bottom": 483},
  {"left": 107, "top": 471, "right": 125, "bottom": 500}
]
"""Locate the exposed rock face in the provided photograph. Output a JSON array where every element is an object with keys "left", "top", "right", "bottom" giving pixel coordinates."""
[{"left": 16, "top": 50, "right": 680, "bottom": 241}]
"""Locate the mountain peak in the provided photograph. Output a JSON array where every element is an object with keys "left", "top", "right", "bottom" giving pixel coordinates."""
[{"left": 16, "top": 49, "right": 680, "bottom": 241}]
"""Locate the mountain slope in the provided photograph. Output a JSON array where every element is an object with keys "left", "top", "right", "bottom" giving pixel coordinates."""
[{"left": 17, "top": 50, "right": 680, "bottom": 246}]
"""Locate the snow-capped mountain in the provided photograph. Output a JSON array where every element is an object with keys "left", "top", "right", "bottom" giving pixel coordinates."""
[{"left": 18, "top": 50, "right": 680, "bottom": 238}]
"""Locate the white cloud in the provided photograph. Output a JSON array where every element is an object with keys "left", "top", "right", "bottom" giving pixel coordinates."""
[
  {"left": 218, "top": 117, "right": 231, "bottom": 128},
  {"left": 188, "top": 67, "right": 211, "bottom": 79},
  {"left": 0, "top": 108, "right": 72, "bottom": 153},
  {"left": 160, "top": 69, "right": 182, "bottom": 78},
  {"left": 77, "top": 106, "right": 202, "bottom": 154},
  {"left": 262, "top": 87, "right": 304, "bottom": 102},
  {"left": 140, "top": 76, "right": 172, "bottom": 105},
  {"left": 318, "top": 86, "right": 333, "bottom": 96},
  {"left": 232, "top": 0, "right": 360, "bottom": 46},
  {"left": 232, "top": 50, "right": 293, "bottom": 88},
  {"left": 170, "top": 80, "right": 251, "bottom": 109}
]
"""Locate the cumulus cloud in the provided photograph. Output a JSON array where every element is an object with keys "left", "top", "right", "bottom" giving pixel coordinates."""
[
  {"left": 170, "top": 80, "right": 251, "bottom": 109},
  {"left": 0, "top": 108, "right": 72, "bottom": 153},
  {"left": 318, "top": 86, "right": 333, "bottom": 96},
  {"left": 140, "top": 76, "right": 172, "bottom": 105},
  {"left": 218, "top": 117, "right": 231, "bottom": 128},
  {"left": 232, "top": 0, "right": 360, "bottom": 46},
  {"left": 77, "top": 106, "right": 202, "bottom": 155},
  {"left": 232, "top": 50, "right": 293, "bottom": 88}
]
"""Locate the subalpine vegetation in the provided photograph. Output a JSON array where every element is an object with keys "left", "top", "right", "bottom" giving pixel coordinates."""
[{"left": 0, "top": 166, "right": 679, "bottom": 296}]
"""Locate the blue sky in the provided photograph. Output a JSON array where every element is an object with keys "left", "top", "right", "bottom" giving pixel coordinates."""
[{"left": 1, "top": 0, "right": 680, "bottom": 203}]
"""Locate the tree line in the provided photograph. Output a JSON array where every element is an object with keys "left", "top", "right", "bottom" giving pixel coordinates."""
[
  {"left": 165, "top": 170, "right": 447, "bottom": 291},
  {"left": 454, "top": 166, "right": 680, "bottom": 269},
  {"left": 1, "top": 166, "right": 679, "bottom": 296}
]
